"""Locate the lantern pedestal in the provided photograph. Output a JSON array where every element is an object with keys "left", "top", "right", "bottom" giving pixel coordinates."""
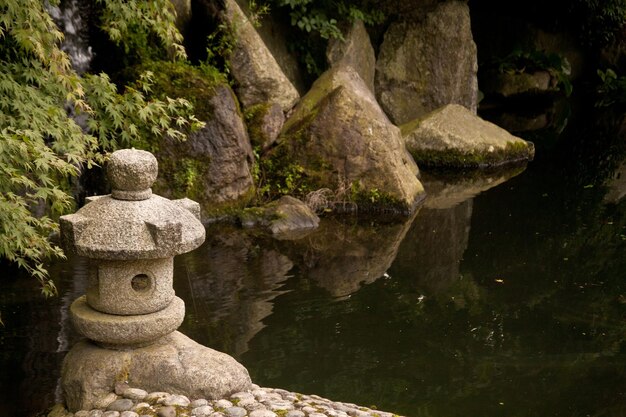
[{"left": 62, "top": 331, "right": 252, "bottom": 412}]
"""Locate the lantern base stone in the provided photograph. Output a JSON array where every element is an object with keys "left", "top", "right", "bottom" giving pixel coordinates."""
[
  {"left": 70, "top": 295, "right": 185, "bottom": 348},
  {"left": 61, "top": 330, "right": 252, "bottom": 412}
]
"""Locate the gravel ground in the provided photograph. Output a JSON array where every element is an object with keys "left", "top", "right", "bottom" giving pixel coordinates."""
[{"left": 45, "top": 384, "right": 402, "bottom": 417}]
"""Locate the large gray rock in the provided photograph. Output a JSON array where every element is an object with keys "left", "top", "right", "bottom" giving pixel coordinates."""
[
  {"left": 62, "top": 331, "right": 252, "bottom": 412},
  {"left": 273, "top": 65, "right": 425, "bottom": 214},
  {"left": 401, "top": 104, "right": 535, "bottom": 168},
  {"left": 233, "top": 0, "right": 306, "bottom": 94},
  {"left": 375, "top": 0, "right": 478, "bottom": 124},
  {"left": 326, "top": 20, "right": 376, "bottom": 93},
  {"left": 152, "top": 75, "right": 255, "bottom": 216},
  {"left": 223, "top": 0, "right": 300, "bottom": 112}
]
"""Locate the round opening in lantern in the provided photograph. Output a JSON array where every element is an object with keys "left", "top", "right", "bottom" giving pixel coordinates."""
[{"left": 131, "top": 274, "right": 152, "bottom": 293}]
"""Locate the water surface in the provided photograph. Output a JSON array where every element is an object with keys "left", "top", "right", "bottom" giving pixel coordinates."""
[{"left": 0, "top": 103, "right": 624, "bottom": 417}]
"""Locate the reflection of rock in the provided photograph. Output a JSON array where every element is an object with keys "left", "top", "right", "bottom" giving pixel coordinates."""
[
  {"left": 394, "top": 165, "right": 524, "bottom": 295},
  {"left": 421, "top": 166, "right": 527, "bottom": 209},
  {"left": 394, "top": 202, "right": 473, "bottom": 295},
  {"left": 281, "top": 216, "right": 417, "bottom": 298},
  {"left": 175, "top": 227, "right": 293, "bottom": 356},
  {"left": 604, "top": 160, "right": 626, "bottom": 203}
]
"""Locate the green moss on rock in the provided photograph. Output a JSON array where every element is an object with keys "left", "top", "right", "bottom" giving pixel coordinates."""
[{"left": 410, "top": 141, "right": 535, "bottom": 169}]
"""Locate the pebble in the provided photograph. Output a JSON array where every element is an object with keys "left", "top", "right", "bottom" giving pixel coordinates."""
[
  {"left": 107, "top": 399, "right": 134, "bottom": 412},
  {"left": 190, "top": 399, "right": 209, "bottom": 408},
  {"left": 191, "top": 405, "right": 214, "bottom": 416},
  {"left": 46, "top": 386, "right": 401, "bottom": 417},
  {"left": 214, "top": 399, "right": 233, "bottom": 409},
  {"left": 164, "top": 394, "right": 191, "bottom": 407},
  {"left": 145, "top": 392, "right": 169, "bottom": 404},
  {"left": 94, "top": 393, "right": 119, "bottom": 409},
  {"left": 225, "top": 406, "right": 247, "bottom": 417},
  {"left": 249, "top": 410, "right": 277, "bottom": 417},
  {"left": 123, "top": 388, "right": 148, "bottom": 402},
  {"left": 156, "top": 406, "right": 176, "bottom": 417},
  {"left": 235, "top": 397, "right": 256, "bottom": 408},
  {"left": 231, "top": 392, "right": 255, "bottom": 402},
  {"left": 243, "top": 401, "right": 266, "bottom": 412},
  {"left": 131, "top": 403, "right": 151, "bottom": 412}
]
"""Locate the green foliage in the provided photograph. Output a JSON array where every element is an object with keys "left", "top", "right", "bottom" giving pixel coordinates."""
[
  {"left": 595, "top": 68, "right": 626, "bottom": 107},
  {"left": 573, "top": 0, "right": 626, "bottom": 47},
  {"left": 96, "top": 0, "right": 186, "bottom": 61},
  {"left": 205, "top": 22, "right": 238, "bottom": 80},
  {"left": 248, "top": 0, "right": 271, "bottom": 28},
  {"left": 266, "top": 0, "right": 384, "bottom": 77},
  {"left": 494, "top": 49, "right": 573, "bottom": 96},
  {"left": 255, "top": 154, "right": 310, "bottom": 202},
  {"left": 84, "top": 70, "right": 204, "bottom": 152},
  {"left": 0, "top": 0, "right": 203, "bottom": 292}
]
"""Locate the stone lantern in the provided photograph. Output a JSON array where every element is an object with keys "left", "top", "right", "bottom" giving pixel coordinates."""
[{"left": 59, "top": 149, "right": 251, "bottom": 412}]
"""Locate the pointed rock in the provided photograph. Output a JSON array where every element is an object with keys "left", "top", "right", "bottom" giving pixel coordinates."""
[
  {"left": 223, "top": 0, "right": 299, "bottom": 113},
  {"left": 326, "top": 19, "right": 376, "bottom": 93},
  {"left": 272, "top": 65, "right": 425, "bottom": 214},
  {"left": 401, "top": 104, "right": 535, "bottom": 168}
]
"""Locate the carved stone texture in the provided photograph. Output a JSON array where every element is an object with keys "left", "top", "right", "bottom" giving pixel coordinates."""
[{"left": 70, "top": 296, "right": 185, "bottom": 348}]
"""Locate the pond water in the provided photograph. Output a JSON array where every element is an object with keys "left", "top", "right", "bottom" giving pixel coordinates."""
[{"left": 0, "top": 101, "right": 624, "bottom": 417}]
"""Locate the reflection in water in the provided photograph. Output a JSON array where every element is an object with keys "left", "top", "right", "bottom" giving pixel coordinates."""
[
  {"left": 175, "top": 228, "right": 293, "bottom": 357},
  {"left": 278, "top": 214, "right": 419, "bottom": 299},
  {"left": 0, "top": 109, "right": 625, "bottom": 417}
]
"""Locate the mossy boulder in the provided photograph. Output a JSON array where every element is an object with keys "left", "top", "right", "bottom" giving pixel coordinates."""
[
  {"left": 140, "top": 61, "right": 255, "bottom": 218},
  {"left": 268, "top": 65, "right": 425, "bottom": 214},
  {"left": 375, "top": 0, "right": 478, "bottom": 124},
  {"left": 244, "top": 102, "right": 285, "bottom": 151},
  {"left": 326, "top": 19, "right": 376, "bottom": 93},
  {"left": 223, "top": 0, "right": 300, "bottom": 113},
  {"left": 401, "top": 104, "right": 535, "bottom": 168}
]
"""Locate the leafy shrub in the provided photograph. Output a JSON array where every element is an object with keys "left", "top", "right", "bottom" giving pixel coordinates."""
[
  {"left": 0, "top": 0, "right": 203, "bottom": 294},
  {"left": 596, "top": 68, "right": 626, "bottom": 107}
]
